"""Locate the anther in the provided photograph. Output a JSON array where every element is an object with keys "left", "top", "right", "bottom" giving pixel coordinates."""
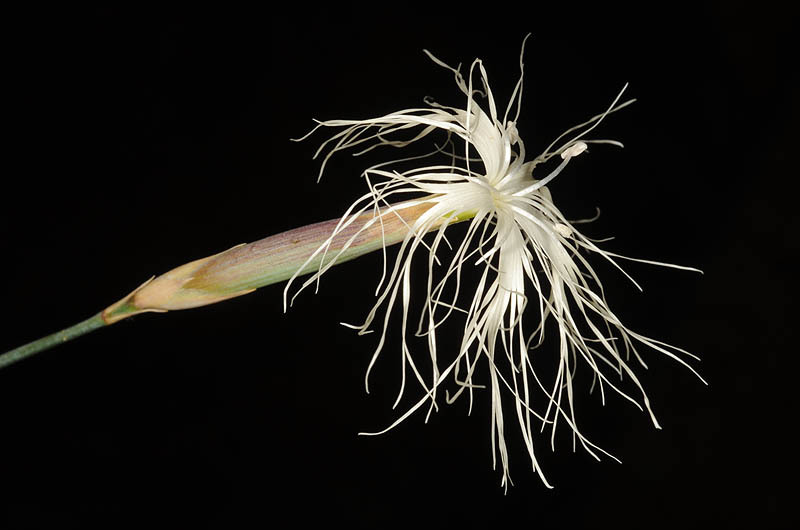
[{"left": 561, "top": 141, "right": 588, "bottom": 160}]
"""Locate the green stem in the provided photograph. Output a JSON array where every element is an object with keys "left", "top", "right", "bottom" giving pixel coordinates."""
[
  {"left": 0, "top": 313, "right": 107, "bottom": 370},
  {"left": 0, "top": 202, "right": 476, "bottom": 370}
]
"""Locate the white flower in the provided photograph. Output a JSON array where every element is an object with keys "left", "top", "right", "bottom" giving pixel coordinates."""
[{"left": 286, "top": 37, "right": 704, "bottom": 489}]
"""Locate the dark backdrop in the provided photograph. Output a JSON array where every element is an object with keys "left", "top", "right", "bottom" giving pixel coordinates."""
[{"left": 1, "top": 4, "right": 795, "bottom": 529}]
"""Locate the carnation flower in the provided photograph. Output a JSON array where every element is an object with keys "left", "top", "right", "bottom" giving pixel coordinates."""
[
  {"left": 286, "top": 37, "right": 704, "bottom": 488},
  {"left": 0, "top": 37, "right": 704, "bottom": 490}
]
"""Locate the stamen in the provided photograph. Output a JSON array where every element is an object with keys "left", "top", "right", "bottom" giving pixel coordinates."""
[{"left": 512, "top": 141, "right": 588, "bottom": 197}]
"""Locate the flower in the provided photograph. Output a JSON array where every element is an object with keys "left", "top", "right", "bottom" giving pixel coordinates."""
[{"left": 285, "top": 37, "right": 704, "bottom": 489}]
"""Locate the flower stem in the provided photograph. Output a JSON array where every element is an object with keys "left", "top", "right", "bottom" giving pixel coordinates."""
[
  {"left": 0, "top": 200, "right": 454, "bottom": 370},
  {"left": 0, "top": 313, "right": 107, "bottom": 370}
]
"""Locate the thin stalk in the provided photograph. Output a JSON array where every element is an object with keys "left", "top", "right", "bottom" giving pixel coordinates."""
[
  {"left": 0, "top": 313, "right": 107, "bottom": 370},
  {"left": 0, "top": 199, "right": 470, "bottom": 370}
]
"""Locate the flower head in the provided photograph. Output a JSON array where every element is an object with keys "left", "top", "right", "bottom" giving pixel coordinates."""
[{"left": 286, "top": 37, "right": 704, "bottom": 489}]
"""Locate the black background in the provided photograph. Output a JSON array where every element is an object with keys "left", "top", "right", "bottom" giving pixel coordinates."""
[{"left": 1, "top": 4, "right": 796, "bottom": 529}]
